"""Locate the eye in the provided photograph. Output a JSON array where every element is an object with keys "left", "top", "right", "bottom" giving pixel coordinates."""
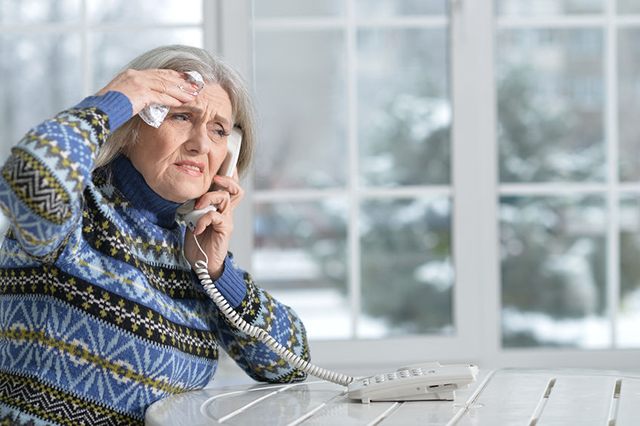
[
  {"left": 170, "top": 113, "right": 191, "bottom": 122},
  {"left": 208, "top": 125, "right": 230, "bottom": 142}
]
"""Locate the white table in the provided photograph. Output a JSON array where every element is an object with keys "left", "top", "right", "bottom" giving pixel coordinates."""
[{"left": 145, "top": 368, "right": 640, "bottom": 425}]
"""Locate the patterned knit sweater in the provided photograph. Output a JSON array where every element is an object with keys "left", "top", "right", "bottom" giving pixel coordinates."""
[{"left": 0, "top": 91, "right": 309, "bottom": 426}]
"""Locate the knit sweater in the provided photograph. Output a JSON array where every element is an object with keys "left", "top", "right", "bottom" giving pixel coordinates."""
[{"left": 0, "top": 91, "right": 309, "bottom": 426}]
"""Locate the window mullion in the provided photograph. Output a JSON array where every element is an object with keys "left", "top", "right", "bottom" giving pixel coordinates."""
[
  {"left": 346, "top": 0, "right": 360, "bottom": 340},
  {"left": 605, "top": 0, "right": 620, "bottom": 349},
  {"left": 451, "top": 0, "right": 499, "bottom": 366},
  {"left": 219, "top": 0, "right": 254, "bottom": 269},
  {"left": 81, "top": 0, "right": 91, "bottom": 96}
]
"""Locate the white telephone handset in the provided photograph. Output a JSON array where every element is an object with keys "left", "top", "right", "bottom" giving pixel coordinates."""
[
  {"left": 186, "top": 127, "right": 478, "bottom": 403},
  {"left": 177, "top": 127, "right": 242, "bottom": 230}
]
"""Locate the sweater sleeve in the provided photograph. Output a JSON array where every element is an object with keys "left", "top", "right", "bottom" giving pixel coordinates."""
[
  {"left": 211, "top": 253, "right": 310, "bottom": 383},
  {"left": 0, "top": 91, "right": 132, "bottom": 260}
]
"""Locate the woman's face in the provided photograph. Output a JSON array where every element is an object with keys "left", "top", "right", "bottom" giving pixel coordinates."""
[{"left": 126, "top": 82, "right": 233, "bottom": 203}]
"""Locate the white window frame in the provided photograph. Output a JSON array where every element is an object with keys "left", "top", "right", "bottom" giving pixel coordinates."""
[
  {"left": 216, "top": 0, "right": 640, "bottom": 372},
  {"left": 5, "top": 0, "right": 639, "bottom": 374}
]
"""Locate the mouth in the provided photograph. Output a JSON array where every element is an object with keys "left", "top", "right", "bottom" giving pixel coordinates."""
[{"left": 175, "top": 161, "right": 205, "bottom": 176}]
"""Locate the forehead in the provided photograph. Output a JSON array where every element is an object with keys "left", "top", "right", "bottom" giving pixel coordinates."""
[{"left": 183, "top": 83, "right": 233, "bottom": 121}]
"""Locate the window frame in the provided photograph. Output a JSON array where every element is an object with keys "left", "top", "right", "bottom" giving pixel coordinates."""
[
  {"left": 219, "top": 0, "right": 640, "bottom": 371},
  {"left": 219, "top": 0, "right": 490, "bottom": 369},
  {"left": 4, "top": 0, "right": 640, "bottom": 373}
]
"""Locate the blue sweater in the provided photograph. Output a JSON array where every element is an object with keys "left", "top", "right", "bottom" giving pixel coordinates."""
[{"left": 0, "top": 91, "right": 309, "bottom": 426}]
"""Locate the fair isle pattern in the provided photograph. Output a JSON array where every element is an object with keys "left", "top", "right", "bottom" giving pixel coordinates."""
[
  {"left": 81, "top": 191, "right": 200, "bottom": 299},
  {"left": 218, "top": 278, "right": 310, "bottom": 383},
  {"left": 0, "top": 407, "right": 41, "bottom": 426},
  {"left": 1, "top": 150, "right": 71, "bottom": 225},
  {"left": 0, "top": 230, "right": 40, "bottom": 270},
  {"left": 0, "top": 93, "right": 310, "bottom": 425},
  {"left": 0, "top": 107, "right": 109, "bottom": 261},
  {"left": 0, "top": 371, "right": 138, "bottom": 426},
  {"left": 0, "top": 299, "right": 217, "bottom": 419},
  {"left": 0, "top": 266, "right": 218, "bottom": 359},
  {"left": 16, "top": 108, "right": 109, "bottom": 205}
]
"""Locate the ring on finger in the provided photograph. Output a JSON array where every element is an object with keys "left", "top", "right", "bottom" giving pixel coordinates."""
[{"left": 176, "top": 84, "right": 200, "bottom": 96}]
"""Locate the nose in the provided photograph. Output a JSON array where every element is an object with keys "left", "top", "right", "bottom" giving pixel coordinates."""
[{"left": 184, "top": 124, "right": 210, "bottom": 155}]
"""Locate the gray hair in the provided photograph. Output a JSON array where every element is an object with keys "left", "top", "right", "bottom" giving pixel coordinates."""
[{"left": 94, "top": 45, "right": 256, "bottom": 177}]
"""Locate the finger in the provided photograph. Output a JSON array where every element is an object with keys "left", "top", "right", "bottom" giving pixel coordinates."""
[
  {"left": 193, "top": 211, "right": 229, "bottom": 236},
  {"left": 215, "top": 194, "right": 231, "bottom": 214},
  {"left": 195, "top": 191, "right": 229, "bottom": 209},
  {"left": 157, "top": 69, "right": 203, "bottom": 94},
  {"left": 211, "top": 180, "right": 243, "bottom": 211},
  {"left": 140, "top": 70, "right": 197, "bottom": 105},
  {"left": 155, "top": 90, "right": 195, "bottom": 107},
  {"left": 192, "top": 210, "right": 216, "bottom": 235},
  {"left": 213, "top": 175, "right": 243, "bottom": 196}
]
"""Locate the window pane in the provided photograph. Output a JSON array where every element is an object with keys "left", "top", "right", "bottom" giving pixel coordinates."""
[
  {"left": 618, "top": 28, "right": 640, "bottom": 182},
  {"left": 253, "top": 0, "right": 345, "bottom": 18},
  {"left": 90, "top": 30, "right": 203, "bottom": 92},
  {"left": 0, "top": 0, "right": 80, "bottom": 25},
  {"left": 359, "top": 197, "right": 453, "bottom": 338},
  {"left": 496, "top": 0, "right": 603, "bottom": 16},
  {"left": 358, "top": 28, "right": 450, "bottom": 187},
  {"left": 0, "top": 33, "right": 82, "bottom": 163},
  {"left": 500, "top": 196, "right": 608, "bottom": 348},
  {"left": 88, "top": 0, "right": 202, "bottom": 24},
  {"left": 253, "top": 200, "right": 349, "bottom": 340},
  {"left": 497, "top": 28, "right": 605, "bottom": 183},
  {"left": 618, "top": 0, "right": 640, "bottom": 13},
  {"left": 355, "top": 0, "right": 447, "bottom": 17},
  {"left": 253, "top": 30, "right": 347, "bottom": 190},
  {"left": 619, "top": 196, "right": 640, "bottom": 348}
]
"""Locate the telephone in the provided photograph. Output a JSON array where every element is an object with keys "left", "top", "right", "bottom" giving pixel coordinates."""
[
  {"left": 186, "top": 127, "right": 478, "bottom": 403},
  {"left": 346, "top": 362, "right": 479, "bottom": 403},
  {"left": 177, "top": 127, "right": 243, "bottom": 230}
]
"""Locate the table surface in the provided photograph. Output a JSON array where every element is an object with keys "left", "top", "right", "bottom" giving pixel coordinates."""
[{"left": 145, "top": 368, "right": 640, "bottom": 425}]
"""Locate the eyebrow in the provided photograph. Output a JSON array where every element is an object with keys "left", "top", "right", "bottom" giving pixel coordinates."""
[{"left": 176, "top": 105, "right": 231, "bottom": 127}]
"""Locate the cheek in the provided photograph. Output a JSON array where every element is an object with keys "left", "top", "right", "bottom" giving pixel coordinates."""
[
  {"left": 209, "top": 146, "right": 226, "bottom": 173},
  {"left": 143, "top": 130, "right": 183, "bottom": 161}
]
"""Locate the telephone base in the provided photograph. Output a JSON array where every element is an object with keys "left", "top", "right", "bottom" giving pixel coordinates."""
[
  {"left": 347, "top": 363, "right": 478, "bottom": 404},
  {"left": 356, "top": 390, "right": 455, "bottom": 404}
]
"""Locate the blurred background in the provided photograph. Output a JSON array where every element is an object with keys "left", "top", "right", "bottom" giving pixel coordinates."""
[{"left": 2, "top": 0, "right": 640, "bottom": 370}]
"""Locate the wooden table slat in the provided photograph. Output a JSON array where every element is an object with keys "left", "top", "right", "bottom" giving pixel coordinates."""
[
  {"left": 614, "top": 378, "right": 640, "bottom": 425},
  {"left": 537, "top": 377, "right": 616, "bottom": 426}
]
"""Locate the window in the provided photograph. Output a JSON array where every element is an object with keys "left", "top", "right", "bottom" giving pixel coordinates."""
[
  {"left": 5, "top": 0, "right": 640, "bottom": 370},
  {"left": 232, "top": 0, "right": 640, "bottom": 368},
  {"left": 249, "top": 0, "right": 454, "bottom": 342},
  {"left": 497, "top": 0, "right": 640, "bottom": 354}
]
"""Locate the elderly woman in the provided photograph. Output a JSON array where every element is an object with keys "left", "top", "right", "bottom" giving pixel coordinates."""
[{"left": 0, "top": 45, "right": 309, "bottom": 426}]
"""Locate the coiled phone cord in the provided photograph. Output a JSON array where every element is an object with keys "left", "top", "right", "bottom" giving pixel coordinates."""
[{"left": 192, "top": 235, "right": 355, "bottom": 387}]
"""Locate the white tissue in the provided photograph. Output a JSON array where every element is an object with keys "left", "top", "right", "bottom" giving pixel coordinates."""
[{"left": 138, "top": 71, "right": 205, "bottom": 128}]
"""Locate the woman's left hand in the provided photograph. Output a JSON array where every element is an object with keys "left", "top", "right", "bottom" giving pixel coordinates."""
[{"left": 183, "top": 170, "right": 244, "bottom": 280}]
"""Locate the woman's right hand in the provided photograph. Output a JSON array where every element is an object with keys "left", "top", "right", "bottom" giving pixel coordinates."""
[{"left": 95, "top": 69, "right": 199, "bottom": 117}]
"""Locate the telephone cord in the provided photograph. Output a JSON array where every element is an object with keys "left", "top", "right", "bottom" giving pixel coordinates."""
[{"left": 192, "top": 235, "right": 355, "bottom": 387}]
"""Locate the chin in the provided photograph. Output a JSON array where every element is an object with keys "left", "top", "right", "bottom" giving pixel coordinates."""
[
  {"left": 175, "top": 191, "right": 206, "bottom": 204},
  {"left": 160, "top": 185, "right": 206, "bottom": 204},
  {"left": 158, "top": 191, "right": 193, "bottom": 204}
]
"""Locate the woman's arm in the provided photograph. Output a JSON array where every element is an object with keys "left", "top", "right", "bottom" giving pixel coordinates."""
[
  {"left": 0, "top": 92, "right": 132, "bottom": 259},
  {"left": 0, "top": 69, "right": 195, "bottom": 260},
  {"left": 209, "top": 253, "right": 310, "bottom": 383}
]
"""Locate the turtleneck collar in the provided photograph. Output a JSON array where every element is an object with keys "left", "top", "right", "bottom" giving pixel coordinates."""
[{"left": 110, "top": 154, "right": 182, "bottom": 228}]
